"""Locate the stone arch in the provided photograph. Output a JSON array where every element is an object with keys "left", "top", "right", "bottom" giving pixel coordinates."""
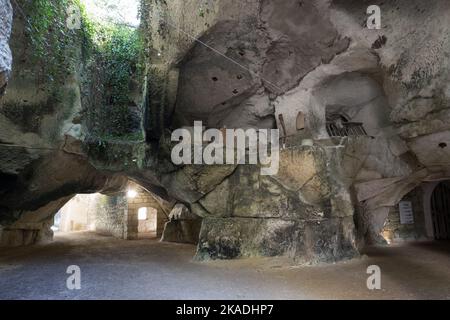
[
  {"left": 313, "top": 72, "right": 391, "bottom": 139},
  {"left": 273, "top": 48, "right": 387, "bottom": 141}
]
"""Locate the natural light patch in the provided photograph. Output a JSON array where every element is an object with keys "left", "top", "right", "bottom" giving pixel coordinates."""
[
  {"left": 80, "top": 0, "right": 140, "bottom": 27},
  {"left": 138, "top": 207, "right": 148, "bottom": 221}
]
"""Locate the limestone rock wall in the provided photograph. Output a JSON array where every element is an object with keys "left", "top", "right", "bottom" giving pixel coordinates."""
[
  {"left": 0, "top": 1, "right": 131, "bottom": 245},
  {"left": 195, "top": 147, "right": 358, "bottom": 263},
  {"left": 147, "top": 0, "right": 350, "bottom": 130},
  {"left": 142, "top": 0, "right": 450, "bottom": 259},
  {"left": 2, "top": 0, "right": 450, "bottom": 263},
  {"left": 0, "top": 0, "right": 12, "bottom": 93},
  {"left": 139, "top": 0, "right": 364, "bottom": 261}
]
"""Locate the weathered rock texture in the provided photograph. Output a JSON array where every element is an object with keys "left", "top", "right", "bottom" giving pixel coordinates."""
[
  {"left": 2, "top": 0, "right": 450, "bottom": 264},
  {"left": 142, "top": 0, "right": 450, "bottom": 255},
  {"left": 0, "top": 2, "right": 128, "bottom": 246},
  {"left": 194, "top": 148, "right": 357, "bottom": 263}
]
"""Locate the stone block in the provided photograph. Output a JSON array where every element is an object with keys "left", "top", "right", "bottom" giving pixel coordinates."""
[{"left": 196, "top": 217, "right": 358, "bottom": 263}]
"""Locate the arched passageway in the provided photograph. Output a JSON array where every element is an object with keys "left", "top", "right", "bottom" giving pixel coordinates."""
[{"left": 51, "top": 182, "right": 170, "bottom": 241}]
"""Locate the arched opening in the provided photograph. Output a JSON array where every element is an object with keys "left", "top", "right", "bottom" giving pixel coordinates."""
[
  {"left": 430, "top": 181, "right": 450, "bottom": 240},
  {"left": 317, "top": 72, "right": 391, "bottom": 139},
  {"left": 51, "top": 193, "right": 128, "bottom": 239},
  {"left": 52, "top": 194, "right": 98, "bottom": 233},
  {"left": 49, "top": 182, "right": 170, "bottom": 241},
  {"left": 381, "top": 186, "right": 428, "bottom": 244},
  {"left": 380, "top": 180, "right": 450, "bottom": 243}
]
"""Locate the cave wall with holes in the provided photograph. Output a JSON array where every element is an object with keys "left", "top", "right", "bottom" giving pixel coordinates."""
[
  {"left": 142, "top": 0, "right": 450, "bottom": 260},
  {"left": 1, "top": 0, "right": 450, "bottom": 262}
]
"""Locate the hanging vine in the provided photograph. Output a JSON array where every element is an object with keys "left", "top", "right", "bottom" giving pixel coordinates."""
[{"left": 15, "top": 0, "right": 92, "bottom": 86}]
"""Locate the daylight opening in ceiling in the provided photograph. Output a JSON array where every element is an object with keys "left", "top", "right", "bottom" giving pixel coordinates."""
[{"left": 80, "top": 0, "right": 140, "bottom": 27}]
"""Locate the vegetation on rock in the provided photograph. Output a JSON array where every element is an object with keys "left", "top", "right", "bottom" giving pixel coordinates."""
[
  {"left": 19, "top": 0, "right": 89, "bottom": 84},
  {"left": 77, "top": 4, "right": 145, "bottom": 142}
]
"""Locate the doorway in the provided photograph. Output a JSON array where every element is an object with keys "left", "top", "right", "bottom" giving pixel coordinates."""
[
  {"left": 430, "top": 181, "right": 450, "bottom": 240},
  {"left": 137, "top": 207, "right": 158, "bottom": 239}
]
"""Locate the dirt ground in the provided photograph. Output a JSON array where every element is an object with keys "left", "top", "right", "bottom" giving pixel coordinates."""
[{"left": 0, "top": 232, "right": 449, "bottom": 300}]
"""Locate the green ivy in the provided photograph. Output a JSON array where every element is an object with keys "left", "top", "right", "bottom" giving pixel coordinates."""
[
  {"left": 20, "top": 0, "right": 145, "bottom": 141},
  {"left": 80, "top": 17, "right": 145, "bottom": 140},
  {"left": 94, "top": 24, "right": 143, "bottom": 106},
  {"left": 19, "top": 0, "right": 86, "bottom": 84}
]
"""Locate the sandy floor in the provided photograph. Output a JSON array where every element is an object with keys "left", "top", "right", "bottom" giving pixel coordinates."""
[{"left": 0, "top": 232, "right": 449, "bottom": 300}]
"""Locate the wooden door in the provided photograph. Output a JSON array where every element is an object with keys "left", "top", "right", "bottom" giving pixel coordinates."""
[{"left": 431, "top": 181, "right": 450, "bottom": 240}]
